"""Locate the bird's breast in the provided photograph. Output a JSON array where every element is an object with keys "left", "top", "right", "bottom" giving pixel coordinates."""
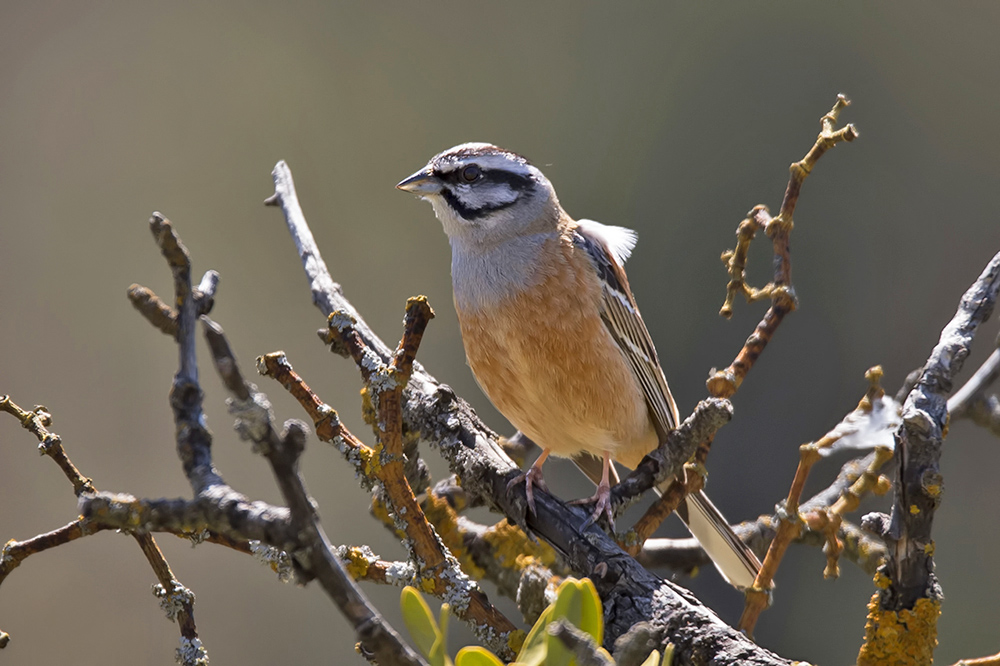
[{"left": 454, "top": 233, "right": 656, "bottom": 462}]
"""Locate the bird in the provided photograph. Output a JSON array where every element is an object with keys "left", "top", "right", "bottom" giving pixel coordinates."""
[{"left": 396, "top": 142, "right": 761, "bottom": 590}]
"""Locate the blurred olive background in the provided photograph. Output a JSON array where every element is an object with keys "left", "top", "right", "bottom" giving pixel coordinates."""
[{"left": 2, "top": 2, "right": 1000, "bottom": 664}]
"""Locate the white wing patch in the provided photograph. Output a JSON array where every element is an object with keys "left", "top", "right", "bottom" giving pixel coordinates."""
[{"left": 576, "top": 219, "right": 638, "bottom": 266}]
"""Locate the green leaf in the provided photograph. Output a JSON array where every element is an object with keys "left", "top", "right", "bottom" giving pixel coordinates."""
[
  {"left": 438, "top": 602, "right": 451, "bottom": 649},
  {"left": 546, "top": 580, "right": 581, "bottom": 666},
  {"left": 638, "top": 649, "right": 661, "bottom": 666},
  {"left": 400, "top": 586, "right": 443, "bottom": 663},
  {"left": 515, "top": 603, "right": 553, "bottom": 666},
  {"left": 575, "top": 578, "right": 603, "bottom": 642},
  {"left": 455, "top": 646, "right": 505, "bottom": 666},
  {"left": 517, "top": 577, "right": 606, "bottom": 666}
]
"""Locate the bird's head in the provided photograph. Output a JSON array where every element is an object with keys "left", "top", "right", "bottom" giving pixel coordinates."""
[{"left": 397, "top": 143, "right": 561, "bottom": 249}]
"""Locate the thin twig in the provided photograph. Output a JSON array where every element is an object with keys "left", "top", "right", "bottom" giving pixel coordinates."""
[
  {"left": 632, "top": 95, "right": 858, "bottom": 551},
  {"left": 0, "top": 394, "right": 202, "bottom": 653},
  {"left": 638, "top": 450, "right": 890, "bottom": 577},
  {"left": 0, "top": 519, "right": 113, "bottom": 586},
  {"left": 0, "top": 397, "right": 95, "bottom": 496},
  {"left": 948, "top": 333, "right": 1000, "bottom": 438},
  {"left": 710, "top": 95, "right": 857, "bottom": 397},
  {"left": 200, "top": 309, "right": 428, "bottom": 666},
  {"left": 739, "top": 367, "right": 893, "bottom": 636},
  {"left": 950, "top": 651, "right": 1000, "bottom": 666}
]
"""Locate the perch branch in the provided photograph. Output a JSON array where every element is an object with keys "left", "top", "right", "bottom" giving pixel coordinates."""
[{"left": 324, "top": 299, "right": 520, "bottom": 658}]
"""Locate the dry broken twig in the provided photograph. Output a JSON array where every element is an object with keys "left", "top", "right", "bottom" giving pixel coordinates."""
[{"left": 0, "top": 395, "right": 201, "bottom": 659}]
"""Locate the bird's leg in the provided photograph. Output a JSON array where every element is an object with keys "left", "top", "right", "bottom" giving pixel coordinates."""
[
  {"left": 506, "top": 448, "right": 551, "bottom": 515},
  {"left": 572, "top": 451, "right": 615, "bottom": 530}
]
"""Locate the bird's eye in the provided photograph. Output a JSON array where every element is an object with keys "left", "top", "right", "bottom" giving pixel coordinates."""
[{"left": 461, "top": 165, "right": 481, "bottom": 183}]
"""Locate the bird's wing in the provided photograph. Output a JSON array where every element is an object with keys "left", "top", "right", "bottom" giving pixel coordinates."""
[
  {"left": 574, "top": 219, "right": 761, "bottom": 590},
  {"left": 573, "top": 219, "right": 680, "bottom": 439}
]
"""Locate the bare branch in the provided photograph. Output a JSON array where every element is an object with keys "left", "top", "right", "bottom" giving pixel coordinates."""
[
  {"left": 0, "top": 519, "right": 112, "bottom": 587},
  {"left": 1, "top": 393, "right": 202, "bottom": 650},
  {"left": 948, "top": 334, "right": 1000, "bottom": 439},
  {"left": 201, "top": 310, "right": 429, "bottom": 666}
]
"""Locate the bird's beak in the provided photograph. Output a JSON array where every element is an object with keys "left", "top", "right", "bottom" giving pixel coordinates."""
[{"left": 396, "top": 169, "right": 443, "bottom": 195}]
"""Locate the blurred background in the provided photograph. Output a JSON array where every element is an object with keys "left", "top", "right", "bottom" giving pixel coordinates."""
[{"left": 2, "top": 2, "right": 999, "bottom": 664}]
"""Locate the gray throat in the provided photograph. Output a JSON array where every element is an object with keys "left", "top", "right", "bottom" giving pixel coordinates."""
[{"left": 450, "top": 232, "right": 556, "bottom": 312}]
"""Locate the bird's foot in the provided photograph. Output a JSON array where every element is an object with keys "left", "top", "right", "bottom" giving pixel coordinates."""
[
  {"left": 507, "top": 463, "right": 549, "bottom": 516},
  {"left": 571, "top": 479, "right": 615, "bottom": 531}
]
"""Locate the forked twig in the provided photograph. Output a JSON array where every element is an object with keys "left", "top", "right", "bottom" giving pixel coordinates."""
[
  {"left": 0, "top": 395, "right": 201, "bottom": 655},
  {"left": 739, "top": 367, "right": 896, "bottom": 636},
  {"left": 629, "top": 95, "right": 858, "bottom": 551}
]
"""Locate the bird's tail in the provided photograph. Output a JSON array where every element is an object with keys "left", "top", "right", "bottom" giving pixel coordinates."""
[
  {"left": 569, "top": 444, "right": 761, "bottom": 590},
  {"left": 670, "top": 487, "right": 762, "bottom": 590}
]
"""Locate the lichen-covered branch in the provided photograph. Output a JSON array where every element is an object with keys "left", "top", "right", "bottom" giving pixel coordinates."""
[
  {"left": 858, "top": 248, "right": 1000, "bottom": 666},
  {"left": 200, "top": 304, "right": 428, "bottom": 666},
  {"left": 323, "top": 299, "right": 520, "bottom": 658}
]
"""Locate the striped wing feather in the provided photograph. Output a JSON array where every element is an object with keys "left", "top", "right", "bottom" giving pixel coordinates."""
[{"left": 574, "top": 223, "right": 762, "bottom": 590}]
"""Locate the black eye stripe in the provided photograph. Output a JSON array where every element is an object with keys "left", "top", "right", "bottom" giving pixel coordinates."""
[
  {"left": 483, "top": 169, "right": 534, "bottom": 191},
  {"left": 437, "top": 167, "right": 534, "bottom": 192}
]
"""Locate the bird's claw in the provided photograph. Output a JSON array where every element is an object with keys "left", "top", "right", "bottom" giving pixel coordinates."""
[
  {"left": 571, "top": 481, "right": 615, "bottom": 532},
  {"left": 507, "top": 464, "right": 549, "bottom": 516}
]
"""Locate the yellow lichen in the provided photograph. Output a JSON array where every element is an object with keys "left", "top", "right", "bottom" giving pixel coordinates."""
[
  {"left": 419, "top": 577, "right": 437, "bottom": 594},
  {"left": 482, "top": 519, "right": 557, "bottom": 571},
  {"left": 909, "top": 505, "right": 920, "bottom": 515},
  {"left": 506, "top": 629, "right": 526, "bottom": 654},
  {"left": 371, "top": 496, "right": 405, "bottom": 538},
  {"left": 358, "top": 446, "right": 380, "bottom": 477},
  {"left": 360, "top": 388, "right": 377, "bottom": 428},
  {"left": 857, "top": 586, "right": 940, "bottom": 666},
  {"left": 422, "top": 491, "right": 486, "bottom": 580},
  {"left": 343, "top": 548, "right": 371, "bottom": 580}
]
